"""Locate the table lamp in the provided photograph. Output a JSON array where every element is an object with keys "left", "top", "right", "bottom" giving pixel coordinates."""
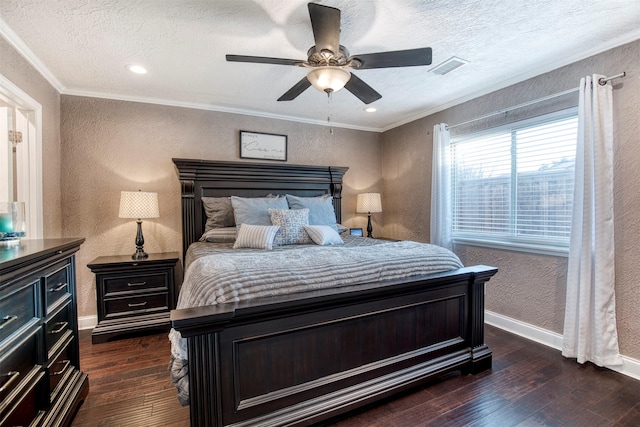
[
  {"left": 119, "top": 190, "right": 159, "bottom": 259},
  {"left": 356, "top": 193, "right": 382, "bottom": 238}
]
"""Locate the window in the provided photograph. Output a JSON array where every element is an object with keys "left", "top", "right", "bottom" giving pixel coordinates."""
[{"left": 450, "top": 110, "right": 578, "bottom": 255}]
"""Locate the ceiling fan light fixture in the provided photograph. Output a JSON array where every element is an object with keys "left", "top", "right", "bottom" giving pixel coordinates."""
[{"left": 307, "top": 67, "right": 351, "bottom": 94}]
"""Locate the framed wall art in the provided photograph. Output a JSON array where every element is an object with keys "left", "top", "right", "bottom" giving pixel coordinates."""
[{"left": 239, "top": 130, "right": 287, "bottom": 161}]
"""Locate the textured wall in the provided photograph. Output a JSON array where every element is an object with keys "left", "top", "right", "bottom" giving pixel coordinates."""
[
  {"left": 381, "top": 39, "right": 640, "bottom": 359},
  {"left": 60, "top": 96, "right": 382, "bottom": 319},
  {"left": 0, "top": 37, "right": 62, "bottom": 237}
]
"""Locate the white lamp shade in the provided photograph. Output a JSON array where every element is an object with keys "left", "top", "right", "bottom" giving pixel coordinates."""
[
  {"left": 356, "top": 193, "right": 382, "bottom": 213},
  {"left": 119, "top": 191, "right": 160, "bottom": 219},
  {"left": 307, "top": 67, "right": 351, "bottom": 93}
]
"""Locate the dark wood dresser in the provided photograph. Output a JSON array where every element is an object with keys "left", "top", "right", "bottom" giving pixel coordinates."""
[
  {"left": 0, "top": 238, "right": 88, "bottom": 427},
  {"left": 87, "top": 252, "right": 180, "bottom": 344}
]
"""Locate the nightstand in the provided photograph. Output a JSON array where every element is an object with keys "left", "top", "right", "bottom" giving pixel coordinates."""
[{"left": 87, "top": 252, "right": 181, "bottom": 344}]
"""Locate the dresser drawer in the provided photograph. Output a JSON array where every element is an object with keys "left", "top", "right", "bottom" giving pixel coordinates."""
[
  {"left": 104, "top": 292, "right": 169, "bottom": 318},
  {"left": 0, "top": 281, "right": 39, "bottom": 343},
  {"left": 0, "top": 371, "right": 46, "bottom": 427},
  {"left": 103, "top": 271, "right": 169, "bottom": 296},
  {"left": 47, "top": 335, "right": 74, "bottom": 399},
  {"left": 0, "top": 328, "right": 40, "bottom": 402},
  {"left": 45, "top": 302, "right": 72, "bottom": 354},
  {"left": 43, "top": 260, "right": 71, "bottom": 314}
]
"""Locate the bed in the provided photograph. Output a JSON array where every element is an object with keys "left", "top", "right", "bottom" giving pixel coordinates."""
[{"left": 169, "top": 158, "right": 498, "bottom": 427}]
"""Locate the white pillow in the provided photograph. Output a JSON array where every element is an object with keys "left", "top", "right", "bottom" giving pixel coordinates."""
[
  {"left": 304, "top": 225, "right": 344, "bottom": 246},
  {"left": 233, "top": 224, "right": 280, "bottom": 250}
]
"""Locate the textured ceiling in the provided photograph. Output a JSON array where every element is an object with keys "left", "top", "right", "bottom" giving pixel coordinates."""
[{"left": 1, "top": 0, "right": 640, "bottom": 131}]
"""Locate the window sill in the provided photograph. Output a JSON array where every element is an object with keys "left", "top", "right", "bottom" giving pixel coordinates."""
[{"left": 452, "top": 237, "right": 569, "bottom": 257}]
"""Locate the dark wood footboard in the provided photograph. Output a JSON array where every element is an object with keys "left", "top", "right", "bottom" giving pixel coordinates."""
[{"left": 171, "top": 264, "right": 497, "bottom": 427}]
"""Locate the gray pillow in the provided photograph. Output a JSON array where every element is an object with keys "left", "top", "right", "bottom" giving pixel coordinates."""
[
  {"left": 286, "top": 194, "right": 338, "bottom": 231},
  {"left": 202, "top": 197, "right": 235, "bottom": 231},
  {"left": 230, "top": 196, "right": 289, "bottom": 228}
]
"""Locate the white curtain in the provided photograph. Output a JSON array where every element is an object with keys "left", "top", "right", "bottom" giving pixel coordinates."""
[
  {"left": 562, "top": 75, "right": 622, "bottom": 367},
  {"left": 430, "top": 123, "right": 452, "bottom": 249}
]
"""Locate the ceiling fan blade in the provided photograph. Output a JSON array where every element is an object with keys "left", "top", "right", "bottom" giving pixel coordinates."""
[
  {"left": 344, "top": 73, "right": 382, "bottom": 105},
  {"left": 308, "top": 3, "right": 341, "bottom": 55},
  {"left": 277, "top": 77, "right": 312, "bottom": 101},
  {"left": 226, "top": 54, "right": 303, "bottom": 66},
  {"left": 350, "top": 47, "right": 433, "bottom": 69}
]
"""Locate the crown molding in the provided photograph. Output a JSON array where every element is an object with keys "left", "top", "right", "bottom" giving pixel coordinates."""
[
  {"left": 3, "top": 13, "right": 639, "bottom": 135},
  {"left": 61, "top": 88, "right": 383, "bottom": 133},
  {"left": 380, "top": 29, "right": 640, "bottom": 133},
  {"left": 0, "top": 17, "right": 66, "bottom": 93}
]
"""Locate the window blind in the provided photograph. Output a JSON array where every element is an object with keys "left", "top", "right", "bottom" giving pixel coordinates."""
[{"left": 451, "top": 114, "right": 578, "bottom": 249}]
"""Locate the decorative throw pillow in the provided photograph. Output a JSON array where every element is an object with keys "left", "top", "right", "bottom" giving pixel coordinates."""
[
  {"left": 233, "top": 224, "right": 280, "bottom": 250},
  {"left": 199, "top": 227, "right": 237, "bottom": 243},
  {"left": 202, "top": 197, "right": 235, "bottom": 231},
  {"left": 304, "top": 225, "right": 344, "bottom": 246},
  {"left": 269, "top": 208, "right": 312, "bottom": 246},
  {"left": 286, "top": 194, "right": 339, "bottom": 231},
  {"left": 231, "top": 196, "right": 289, "bottom": 229}
]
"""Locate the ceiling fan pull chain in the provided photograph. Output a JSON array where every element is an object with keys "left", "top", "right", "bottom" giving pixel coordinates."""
[{"left": 327, "top": 91, "right": 334, "bottom": 134}]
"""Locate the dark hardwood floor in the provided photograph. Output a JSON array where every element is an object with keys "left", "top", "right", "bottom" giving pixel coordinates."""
[{"left": 71, "top": 325, "right": 640, "bottom": 427}]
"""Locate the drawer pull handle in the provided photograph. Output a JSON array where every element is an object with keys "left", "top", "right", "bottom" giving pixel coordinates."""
[
  {"left": 127, "top": 281, "right": 147, "bottom": 287},
  {"left": 49, "top": 282, "right": 68, "bottom": 293},
  {"left": 0, "top": 371, "right": 20, "bottom": 393},
  {"left": 128, "top": 301, "right": 148, "bottom": 308},
  {"left": 51, "top": 360, "right": 71, "bottom": 376},
  {"left": 0, "top": 315, "right": 17, "bottom": 330},
  {"left": 49, "top": 321, "right": 69, "bottom": 334}
]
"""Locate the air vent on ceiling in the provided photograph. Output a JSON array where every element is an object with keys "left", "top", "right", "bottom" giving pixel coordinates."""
[{"left": 430, "top": 56, "right": 468, "bottom": 75}]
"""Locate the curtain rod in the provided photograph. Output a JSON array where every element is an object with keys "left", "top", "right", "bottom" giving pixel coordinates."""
[
  {"left": 598, "top": 71, "right": 626, "bottom": 85},
  {"left": 448, "top": 71, "right": 626, "bottom": 130}
]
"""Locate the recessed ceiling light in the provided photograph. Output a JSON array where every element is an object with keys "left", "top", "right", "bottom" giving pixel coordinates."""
[
  {"left": 127, "top": 64, "right": 147, "bottom": 75},
  {"left": 364, "top": 107, "right": 377, "bottom": 113}
]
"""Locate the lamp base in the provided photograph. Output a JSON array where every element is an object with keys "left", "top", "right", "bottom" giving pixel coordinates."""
[
  {"left": 132, "top": 248, "right": 149, "bottom": 260},
  {"left": 132, "top": 219, "right": 148, "bottom": 260},
  {"left": 366, "top": 213, "right": 373, "bottom": 238}
]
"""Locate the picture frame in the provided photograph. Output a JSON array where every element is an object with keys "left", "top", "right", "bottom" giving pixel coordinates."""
[{"left": 239, "top": 130, "right": 287, "bottom": 161}]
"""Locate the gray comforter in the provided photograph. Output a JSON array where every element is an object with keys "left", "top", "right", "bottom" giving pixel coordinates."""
[{"left": 168, "top": 236, "right": 463, "bottom": 405}]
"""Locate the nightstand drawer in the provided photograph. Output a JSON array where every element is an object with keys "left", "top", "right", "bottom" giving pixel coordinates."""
[
  {"left": 103, "top": 272, "right": 168, "bottom": 295},
  {"left": 0, "top": 329, "right": 40, "bottom": 401},
  {"left": 104, "top": 293, "right": 169, "bottom": 318},
  {"left": 45, "top": 302, "right": 73, "bottom": 353},
  {"left": 0, "top": 280, "right": 38, "bottom": 343},
  {"left": 43, "top": 260, "right": 71, "bottom": 313}
]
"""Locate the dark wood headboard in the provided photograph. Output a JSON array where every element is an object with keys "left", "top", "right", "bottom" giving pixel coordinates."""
[{"left": 172, "top": 159, "right": 349, "bottom": 256}]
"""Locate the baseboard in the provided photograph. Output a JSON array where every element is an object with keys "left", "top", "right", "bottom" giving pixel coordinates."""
[
  {"left": 485, "top": 310, "right": 640, "bottom": 381},
  {"left": 78, "top": 315, "right": 97, "bottom": 331}
]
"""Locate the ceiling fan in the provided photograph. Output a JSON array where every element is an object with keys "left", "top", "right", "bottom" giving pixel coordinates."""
[{"left": 226, "top": 2, "right": 433, "bottom": 104}]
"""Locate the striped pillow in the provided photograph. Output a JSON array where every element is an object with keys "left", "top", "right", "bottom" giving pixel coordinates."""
[
  {"left": 304, "top": 225, "right": 344, "bottom": 246},
  {"left": 233, "top": 224, "right": 280, "bottom": 250},
  {"left": 199, "top": 227, "right": 237, "bottom": 243}
]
